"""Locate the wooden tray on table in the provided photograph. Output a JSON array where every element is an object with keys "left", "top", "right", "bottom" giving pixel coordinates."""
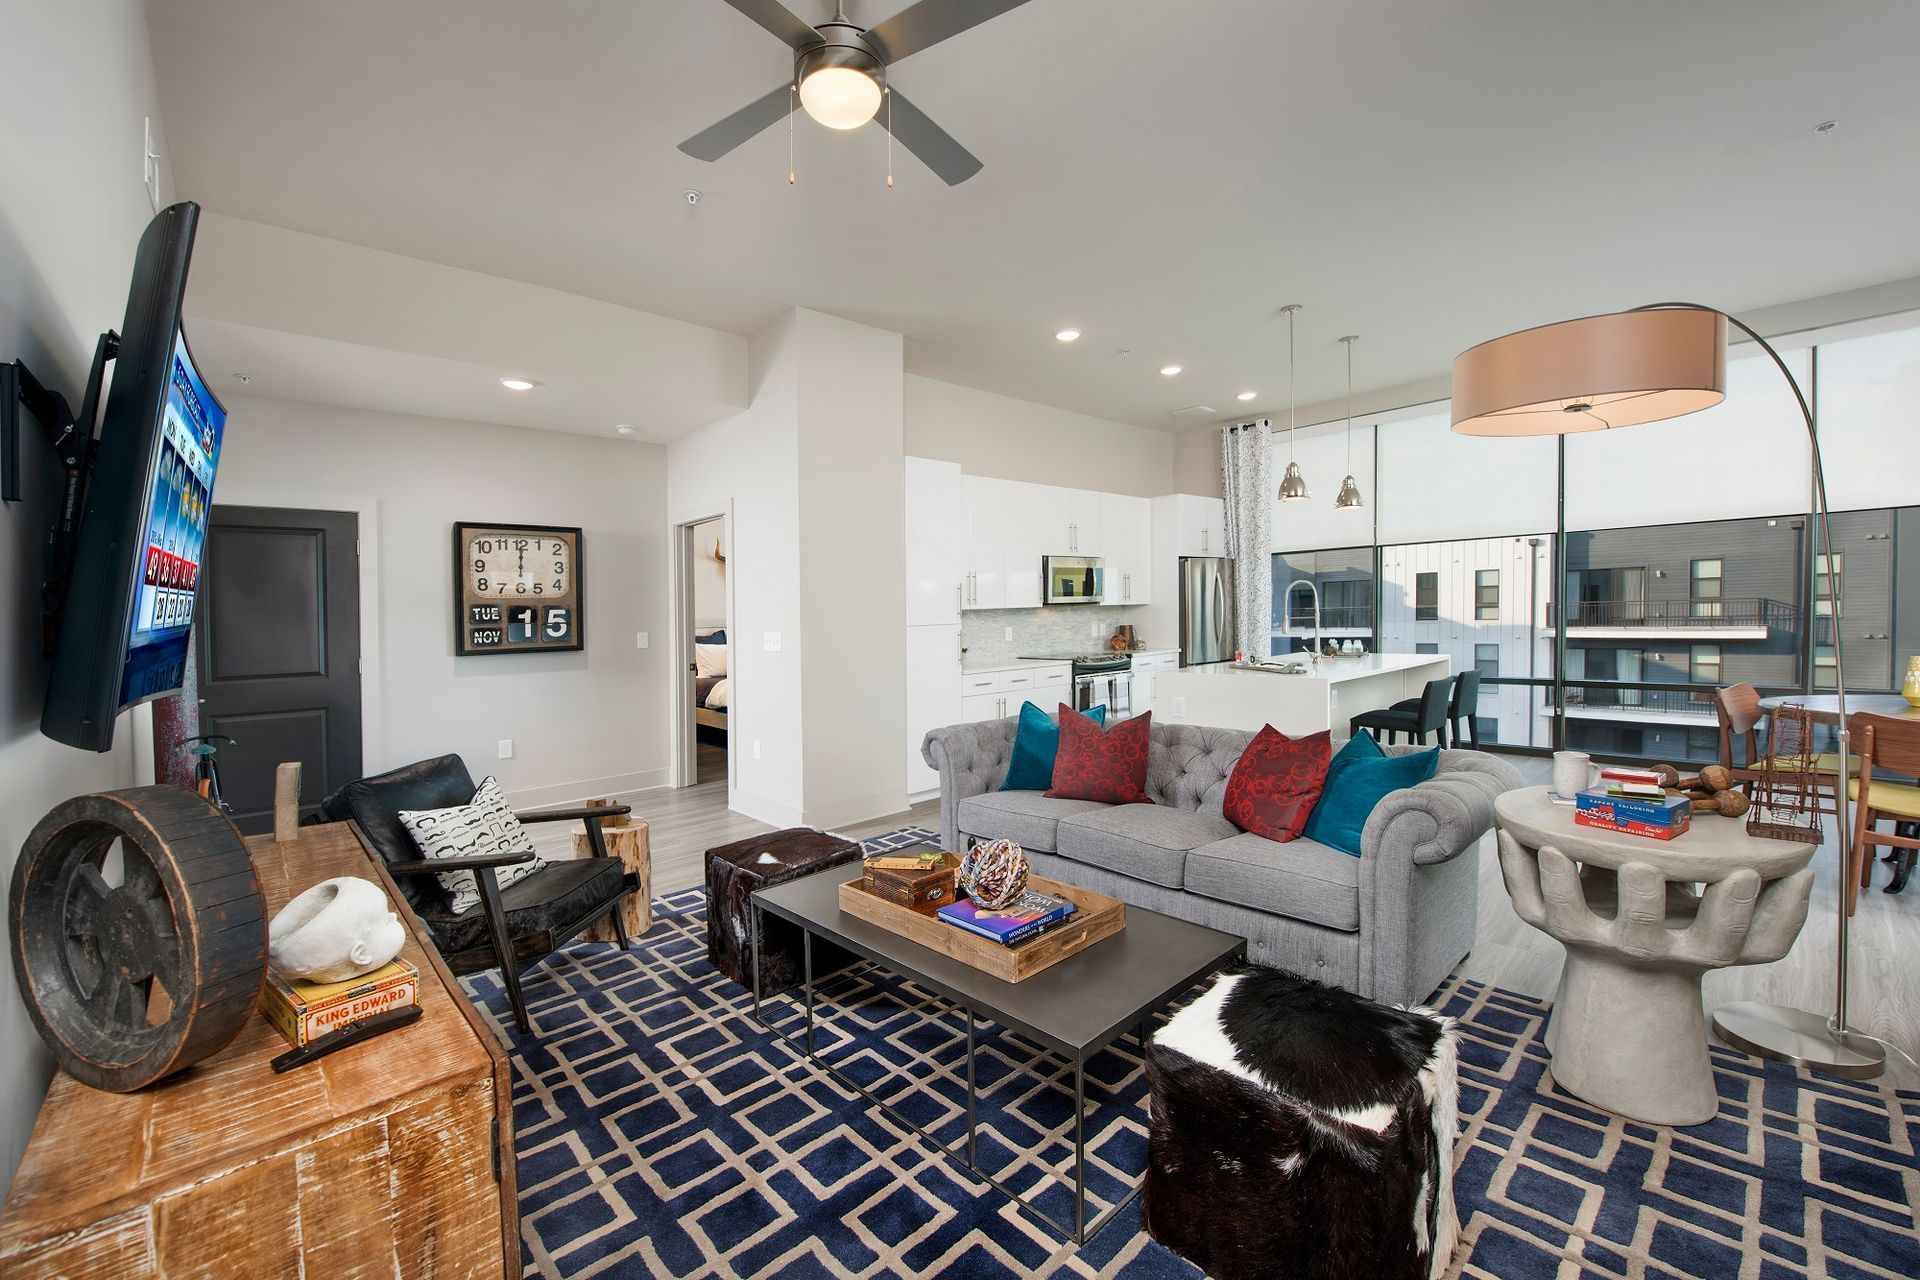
[{"left": 837, "top": 873, "right": 1125, "bottom": 982}]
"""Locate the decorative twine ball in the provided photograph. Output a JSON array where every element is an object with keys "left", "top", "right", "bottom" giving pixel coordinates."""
[{"left": 961, "top": 838, "right": 1029, "bottom": 909}]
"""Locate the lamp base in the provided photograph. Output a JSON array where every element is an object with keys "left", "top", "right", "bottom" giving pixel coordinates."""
[{"left": 1712, "top": 1001, "right": 1886, "bottom": 1080}]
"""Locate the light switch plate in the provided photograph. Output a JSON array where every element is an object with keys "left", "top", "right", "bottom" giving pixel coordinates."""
[
  {"left": 763, "top": 631, "right": 783, "bottom": 652},
  {"left": 634, "top": 631, "right": 649, "bottom": 649},
  {"left": 497, "top": 739, "right": 514, "bottom": 759},
  {"left": 1170, "top": 697, "right": 1187, "bottom": 718}
]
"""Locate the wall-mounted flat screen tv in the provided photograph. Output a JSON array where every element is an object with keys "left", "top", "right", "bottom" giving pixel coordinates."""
[{"left": 42, "top": 202, "right": 226, "bottom": 752}]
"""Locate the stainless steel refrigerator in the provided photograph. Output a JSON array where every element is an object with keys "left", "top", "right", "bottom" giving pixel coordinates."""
[{"left": 1177, "top": 557, "right": 1236, "bottom": 667}]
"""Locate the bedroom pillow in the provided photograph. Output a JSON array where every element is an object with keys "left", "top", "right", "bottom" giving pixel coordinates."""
[
  {"left": 704, "top": 677, "right": 730, "bottom": 709},
  {"left": 694, "top": 640, "right": 729, "bottom": 678},
  {"left": 399, "top": 775, "right": 546, "bottom": 914},
  {"left": 696, "top": 628, "right": 726, "bottom": 645},
  {"left": 1222, "top": 726, "right": 1333, "bottom": 843},
  {"left": 1048, "top": 706, "right": 1154, "bottom": 805},
  {"left": 1302, "top": 735, "right": 1440, "bottom": 857},
  {"left": 1001, "top": 701, "right": 1107, "bottom": 791}
]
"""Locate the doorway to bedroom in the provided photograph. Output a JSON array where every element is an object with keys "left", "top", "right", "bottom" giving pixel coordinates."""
[{"left": 682, "top": 515, "right": 730, "bottom": 787}]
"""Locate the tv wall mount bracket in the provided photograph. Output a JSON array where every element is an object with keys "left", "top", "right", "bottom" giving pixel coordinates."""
[{"left": 3, "top": 332, "right": 120, "bottom": 642}]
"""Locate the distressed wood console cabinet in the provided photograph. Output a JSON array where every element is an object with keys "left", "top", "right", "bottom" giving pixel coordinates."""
[{"left": 0, "top": 819, "right": 518, "bottom": 1278}]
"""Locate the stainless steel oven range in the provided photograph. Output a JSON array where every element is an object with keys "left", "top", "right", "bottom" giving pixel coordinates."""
[{"left": 1020, "top": 651, "right": 1134, "bottom": 717}]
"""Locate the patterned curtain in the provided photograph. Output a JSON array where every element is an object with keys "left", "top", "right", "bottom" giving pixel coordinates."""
[{"left": 1220, "top": 420, "right": 1273, "bottom": 661}]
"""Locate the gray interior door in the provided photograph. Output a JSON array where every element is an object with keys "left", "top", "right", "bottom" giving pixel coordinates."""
[{"left": 194, "top": 505, "right": 362, "bottom": 834}]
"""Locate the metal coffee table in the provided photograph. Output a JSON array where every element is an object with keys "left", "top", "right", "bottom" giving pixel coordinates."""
[{"left": 749, "top": 863, "right": 1244, "bottom": 1243}]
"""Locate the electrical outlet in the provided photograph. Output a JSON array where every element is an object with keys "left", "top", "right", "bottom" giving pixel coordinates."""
[
  {"left": 763, "top": 631, "right": 782, "bottom": 652},
  {"left": 1091, "top": 620, "right": 1102, "bottom": 637},
  {"left": 634, "top": 631, "right": 649, "bottom": 649},
  {"left": 1004, "top": 626, "right": 1013, "bottom": 642},
  {"left": 752, "top": 740, "right": 763, "bottom": 760},
  {"left": 497, "top": 739, "right": 514, "bottom": 759},
  {"left": 1170, "top": 697, "right": 1188, "bottom": 718}
]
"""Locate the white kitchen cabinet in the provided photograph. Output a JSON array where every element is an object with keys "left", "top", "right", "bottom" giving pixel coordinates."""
[
  {"left": 905, "top": 457, "right": 963, "bottom": 625},
  {"left": 961, "top": 475, "right": 1005, "bottom": 609},
  {"left": 1131, "top": 650, "right": 1178, "bottom": 710},
  {"left": 962, "top": 690, "right": 1012, "bottom": 722},
  {"left": 1001, "top": 479, "right": 1048, "bottom": 608},
  {"left": 905, "top": 624, "right": 962, "bottom": 793},
  {"left": 1099, "top": 492, "right": 1152, "bottom": 605},
  {"left": 1169, "top": 494, "right": 1226, "bottom": 558},
  {"left": 1068, "top": 489, "right": 1103, "bottom": 556},
  {"left": 1028, "top": 681, "right": 1072, "bottom": 716}
]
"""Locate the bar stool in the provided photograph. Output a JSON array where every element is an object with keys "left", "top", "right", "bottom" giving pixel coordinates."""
[{"left": 1351, "top": 676, "right": 1452, "bottom": 745}]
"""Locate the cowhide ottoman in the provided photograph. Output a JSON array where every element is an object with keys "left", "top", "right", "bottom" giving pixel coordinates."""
[
  {"left": 705, "top": 828, "right": 862, "bottom": 995},
  {"left": 1144, "top": 964, "right": 1460, "bottom": 1280}
]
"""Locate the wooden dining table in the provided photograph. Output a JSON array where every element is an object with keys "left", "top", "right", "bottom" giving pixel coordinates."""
[{"left": 1757, "top": 693, "right": 1920, "bottom": 724}]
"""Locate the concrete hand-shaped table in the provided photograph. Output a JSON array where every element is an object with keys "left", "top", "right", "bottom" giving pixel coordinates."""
[{"left": 1493, "top": 786, "right": 1816, "bottom": 1125}]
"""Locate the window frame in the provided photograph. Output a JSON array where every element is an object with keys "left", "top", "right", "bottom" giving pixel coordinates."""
[
  {"left": 1415, "top": 571, "right": 1438, "bottom": 621},
  {"left": 1475, "top": 568, "right": 1500, "bottom": 619}
]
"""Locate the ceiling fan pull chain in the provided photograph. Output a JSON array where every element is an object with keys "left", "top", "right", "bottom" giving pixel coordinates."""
[
  {"left": 788, "top": 82, "right": 796, "bottom": 185},
  {"left": 886, "top": 85, "right": 894, "bottom": 188}
]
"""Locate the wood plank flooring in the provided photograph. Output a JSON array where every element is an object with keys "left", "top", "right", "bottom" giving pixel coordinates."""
[{"left": 536, "top": 749, "right": 1919, "bottom": 1089}]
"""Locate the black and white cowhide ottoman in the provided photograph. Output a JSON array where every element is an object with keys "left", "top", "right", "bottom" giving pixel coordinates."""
[{"left": 1143, "top": 964, "right": 1459, "bottom": 1280}]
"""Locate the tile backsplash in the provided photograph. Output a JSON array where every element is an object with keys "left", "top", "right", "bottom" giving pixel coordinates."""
[{"left": 960, "top": 606, "right": 1153, "bottom": 666}]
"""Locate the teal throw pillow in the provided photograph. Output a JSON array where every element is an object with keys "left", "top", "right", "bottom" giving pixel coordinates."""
[
  {"left": 1302, "top": 732, "right": 1440, "bottom": 856},
  {"left": 1001, "top": 701, "right": 1107, "bottom": 791}
]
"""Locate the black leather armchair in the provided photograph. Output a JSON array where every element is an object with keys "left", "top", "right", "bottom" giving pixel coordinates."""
[{"left": 316, "top": 753, "right": 635, "bottom": 1032}]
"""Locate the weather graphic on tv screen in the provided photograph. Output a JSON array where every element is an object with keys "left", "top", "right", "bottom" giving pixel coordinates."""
[{"left": 121, "top": 332, "right": 225, "bottom": 705}]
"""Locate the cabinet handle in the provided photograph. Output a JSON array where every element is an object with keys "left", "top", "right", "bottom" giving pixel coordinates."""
[
  {"left": 1201, "top": 528, "right": 1208, "bottom": 553},
  {"left": 957, "top": 582, "right": 963, "bottom": 612}
]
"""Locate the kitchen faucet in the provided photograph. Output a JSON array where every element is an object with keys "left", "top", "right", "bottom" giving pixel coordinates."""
[{"left": 1282, "top": 579, "right": 1325, "bottom": 666}]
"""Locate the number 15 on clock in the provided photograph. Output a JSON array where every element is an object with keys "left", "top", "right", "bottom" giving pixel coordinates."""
[{"left": 508, "top": 605, "right": 573, "bottom": 645}]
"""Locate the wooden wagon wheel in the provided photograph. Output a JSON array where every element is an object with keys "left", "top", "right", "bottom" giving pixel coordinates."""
[{"left": 9, "top": 786, "right": 266, "bottom": 1092}]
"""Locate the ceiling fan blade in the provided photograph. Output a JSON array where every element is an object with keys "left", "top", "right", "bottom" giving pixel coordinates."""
[
  {"left": 863, "top": 0, "right": 1034, "bottom": 64},
  {"left": 678, "top": 83, "right": 793, "bottom": 161},
  {"left": 881, "top": 87, "right": 983, "bottom": 185},
  {"left": 716, "top": 0, "right": 821, "bottom": 49}
]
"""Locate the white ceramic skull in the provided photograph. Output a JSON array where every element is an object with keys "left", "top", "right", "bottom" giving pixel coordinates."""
[{"left": 268, "top": 876, "right": 407, "bottom": 983}]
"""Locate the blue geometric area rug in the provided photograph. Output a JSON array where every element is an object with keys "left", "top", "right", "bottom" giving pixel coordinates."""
[{"left": 463, "top": 830, "right": 1920, "bottom": 1280}]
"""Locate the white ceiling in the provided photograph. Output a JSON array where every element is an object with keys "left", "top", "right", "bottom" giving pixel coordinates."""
[{"left": 146, "top": 0, "right": 1920, "bottom": 432}]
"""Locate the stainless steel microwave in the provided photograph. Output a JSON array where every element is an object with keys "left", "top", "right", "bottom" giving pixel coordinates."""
[{"left": 1043, "top": 556, "right": 1104, "bottom": 605}]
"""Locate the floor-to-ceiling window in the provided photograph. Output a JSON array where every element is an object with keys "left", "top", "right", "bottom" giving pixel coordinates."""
[{"left": 1251, "top": 308, "right": 1920, "bottom": 763}]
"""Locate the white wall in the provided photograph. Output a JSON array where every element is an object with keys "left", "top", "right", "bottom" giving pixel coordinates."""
[
  {"left": 905, "top": 374, "right": 1175, "bottom": 497},
  {"left": 689, "top": 517, "right": 726, "bottom": 630},
  {"left": 216, "top": 397, "right": 671, "bottom": 805},
  {"left": 0, "top": 0, "right": 170, "bottom": 1198},
  {"left": 668, "top": 312, "right": 807, "bottom": 825},
  {"left": 797, "top": 312, "right": 906, "bottom": 828}
]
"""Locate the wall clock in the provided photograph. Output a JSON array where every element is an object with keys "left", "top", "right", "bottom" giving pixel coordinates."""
[{"left": 452, "top": 522, "right": 585, "bottom": 655}]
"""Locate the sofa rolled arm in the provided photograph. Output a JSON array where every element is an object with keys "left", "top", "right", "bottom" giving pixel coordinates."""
[
  {"left": 1363, "top": 751, "right": 1518, "bottom": 867},
  {"left": 922, "top": 720, "right": 1016, "bottom": 852}
]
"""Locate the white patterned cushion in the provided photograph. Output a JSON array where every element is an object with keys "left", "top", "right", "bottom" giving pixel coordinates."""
[{"left": 399, "top": 775, "right": 545, "bottom": 914}]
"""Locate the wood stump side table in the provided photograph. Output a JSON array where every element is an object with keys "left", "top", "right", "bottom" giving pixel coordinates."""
[
  {"left": 1493, "top": 786, "right": 1816, "bottom": 1126},
  {"left": 579, "top": 820, "right": 652, "bottom": 941}
]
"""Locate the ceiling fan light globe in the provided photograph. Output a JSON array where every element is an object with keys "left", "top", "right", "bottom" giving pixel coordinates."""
[{"left": 799, "top": 66, "right": 882, "bottom": 129}]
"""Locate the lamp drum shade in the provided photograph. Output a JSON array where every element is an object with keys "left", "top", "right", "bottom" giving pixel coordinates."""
[{"left": 1452, "top": 308, "right": 1727, "bottom": 435}]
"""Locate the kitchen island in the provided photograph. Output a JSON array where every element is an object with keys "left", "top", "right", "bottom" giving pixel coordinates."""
[{"left": 1149, "top": 653, "right": 1453, "bottom": 739}]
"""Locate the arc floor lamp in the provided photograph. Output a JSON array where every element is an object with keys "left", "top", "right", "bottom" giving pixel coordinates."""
[{"left": 1452, "top": 302, "right": 1885, "bottom": 1080}]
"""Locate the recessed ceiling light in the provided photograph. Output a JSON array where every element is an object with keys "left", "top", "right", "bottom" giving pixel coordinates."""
[
  {"left": 499, "top": 376, "right": 539, "bottom": 391},
  {"left": 1813, "top": 119, "right": 1839, "bottom": 135},
  {"left": 1236, "top": 390, "right": 1257, "bottom": 402},
  {"left": 230, "top": 372, "right": 253, "bottom": 384},
  {"left": 614, "top": 424, "right": 636, "bottom": 437},
  {"left": 1055, "top": 328, "right": 1081, "bottom": 343},
  {"left": 1160, "top": 365, "right": 1183, "bottom": 377}
]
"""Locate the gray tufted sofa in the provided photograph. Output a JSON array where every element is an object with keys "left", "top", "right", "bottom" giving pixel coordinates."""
[{"left": 921, "top": 717, "right": 1519, "bottom": 1006}]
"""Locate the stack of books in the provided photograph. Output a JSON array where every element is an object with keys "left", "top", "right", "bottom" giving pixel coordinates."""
[
  {"left": 937, "top": 891, "right": 1076, "bottom": 946},
  {"left": 1574, "top": 787, "right": 1692, "bottom": 840},
  {"left": 1598, "top": 767, "right": 1667, "bottom": 800}
]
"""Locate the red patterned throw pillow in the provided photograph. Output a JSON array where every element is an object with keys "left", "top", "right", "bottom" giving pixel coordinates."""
[
  {"left": 1222, "top": 725, "right": 1333, "bottom": 843},
  {"left": 1047, "top": 705, "right": 1155, "bottom": 805}
]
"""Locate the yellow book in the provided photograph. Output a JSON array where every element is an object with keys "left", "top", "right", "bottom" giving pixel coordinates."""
[{"left": 259, "top": 958, "right": 420, "bottom": 1048}]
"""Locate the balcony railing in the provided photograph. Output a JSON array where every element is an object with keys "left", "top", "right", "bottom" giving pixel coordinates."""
[
  {"left": 1276, "top": 605, "right": 1375, "bottom": 631},
  {"left": 1552, "top": 597, "right": 1791, "bottom": 631},
  {"left": 1560, "top": 683, "right": 1719, "bottom": 718}
]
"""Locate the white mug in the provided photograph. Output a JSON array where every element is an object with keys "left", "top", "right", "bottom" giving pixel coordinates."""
[{"left": 1552, "top": 750, "right": 1601, "bottom": 800}]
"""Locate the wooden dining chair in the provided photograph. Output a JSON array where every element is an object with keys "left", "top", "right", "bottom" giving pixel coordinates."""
[
  {"left": 1848, "top": 713, "right": 1920, "bottom": 914},
  {"left": 1713, "top": 682, "right": 1852, "bottom": 815}
]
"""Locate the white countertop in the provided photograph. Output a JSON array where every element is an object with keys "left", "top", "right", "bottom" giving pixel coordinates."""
[
  {"left": 960, "top": 646, "right": 1179, "bottom": 675},
  {"left": 1175, "top": 652, "right": 1449, "bottom": 685}
]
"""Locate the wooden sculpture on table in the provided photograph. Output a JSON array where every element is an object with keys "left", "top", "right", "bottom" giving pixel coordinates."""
[{"left": 1747, "top": 701, "right": 1824, "bottom": 842}]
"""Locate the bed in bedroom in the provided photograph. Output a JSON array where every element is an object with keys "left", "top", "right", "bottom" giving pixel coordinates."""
[{"left": 695, "top": 630, "right": 728, "bottom": 747}]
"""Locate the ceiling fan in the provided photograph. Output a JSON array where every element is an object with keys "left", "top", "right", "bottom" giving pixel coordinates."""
[{"left": 679, "top": 0, "right": 1035, "bottom": 185}]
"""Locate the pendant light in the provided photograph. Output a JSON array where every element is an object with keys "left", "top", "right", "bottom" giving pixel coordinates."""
[
  {"left": 1276, "top": 304, "right": 1310, "bottom": 501},
  {"left": 1335, "top": 334, "right": 1365, "bottom": 510}
]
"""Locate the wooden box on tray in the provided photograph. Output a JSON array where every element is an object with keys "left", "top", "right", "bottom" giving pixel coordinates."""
[
  {"left": 859, "top": 849, "right": 959, "bottom": 914},
  {"left": 837, "top": 874, "right": 1125, "bottom": 982}
]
